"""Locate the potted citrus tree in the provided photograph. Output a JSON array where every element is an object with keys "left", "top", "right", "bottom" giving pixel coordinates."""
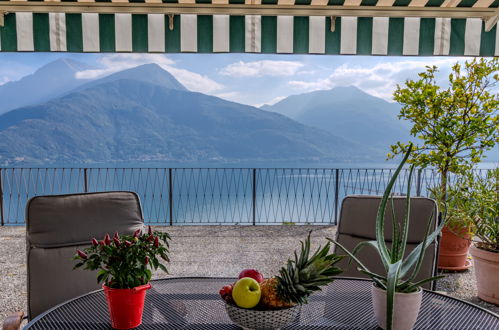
[
  {"left": 468, "top": 168, "right": 499, "bottom": 305},
  {"left": 74, "top": 227, "right": 171, "bottom": 329},
  {"left": 429, "top": 178, "right": 475, "bottom": 270},
  {"left": 329, "top": 146, "right": 445, "bottom": 330},
  {"left": 387, "top": 58, "right": 499, "bottom": 270}
]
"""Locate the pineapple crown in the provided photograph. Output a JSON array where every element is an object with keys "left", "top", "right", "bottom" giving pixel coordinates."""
[{"left": 276, "top": 232, "right": 344, "bottom": 305}]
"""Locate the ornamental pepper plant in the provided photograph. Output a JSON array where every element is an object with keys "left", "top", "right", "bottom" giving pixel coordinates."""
[{"left": 74, "top": 226, "right": 171, "bottom": 289}]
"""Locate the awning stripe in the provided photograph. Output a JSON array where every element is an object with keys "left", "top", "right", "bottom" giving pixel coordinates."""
[
  {"left": 148, "top": 13, "right": 165, "bottom": 52},
  {"left": 180, "top": 13, "right": 196, "bottom": 51},
  {"left": 0, "top": 12, "right": 495, "bottom": 55},
  {"left": 403, "top": 17, "right": 420, "bottom": 54},
  {"left": 308, "top": 15, "right": 325, "bottom": 53},
  {"left": 464, "top": 17, "right": 481, "bottom": 55},
  {"left": 82, "top": 13, "right": 100, "bottom": 52},
  {"left": 372, "top": 16, "right": 389, "bottom": 55},
  {"left": 340, "top": 16, "right": 357, "bottom": 54},
  {"left": 115, "top": 13, "right": 132, "bottom": 51},
  {"left": 213, "top": 14, "right": 229, "bottom": 52},
  {"left": 277, "top": 15, "right": 293, "bottom": 53},
  {"left": 49, "top": 13, "right": 66, "bottom": 51},
  {"left": 16, "top": 12, "right": 33, "bottom": 51}
]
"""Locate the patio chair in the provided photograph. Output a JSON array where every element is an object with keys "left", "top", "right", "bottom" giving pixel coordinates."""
[
  {"left": 2, "top": 191, "right": 145, "bottom": 330},
  {"left": 333, "top": 195, "right": 439, "bottom": 290}
]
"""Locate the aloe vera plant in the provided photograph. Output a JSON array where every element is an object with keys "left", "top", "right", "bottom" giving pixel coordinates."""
[{"left": 328, "top": 145, "right": 445, "bottom": 330}]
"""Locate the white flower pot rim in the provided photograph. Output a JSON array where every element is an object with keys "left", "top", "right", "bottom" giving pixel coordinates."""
[{"left": 371, "top": 282, "right": 423, "bottom": 295}]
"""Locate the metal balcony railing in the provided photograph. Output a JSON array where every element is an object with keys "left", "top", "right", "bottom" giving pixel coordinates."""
[{"left": 0, "top": 167, "right": 491, "bottom": 226}]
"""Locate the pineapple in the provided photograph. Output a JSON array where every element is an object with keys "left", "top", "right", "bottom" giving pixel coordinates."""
[{"left": 260, "top": 232, "right": 343, "bottom": 308}]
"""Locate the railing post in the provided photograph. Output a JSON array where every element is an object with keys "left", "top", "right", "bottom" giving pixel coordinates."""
[
  {"left": 416, "top": 169, "right": 422, "bottom": 196},
  {"left": 83, "top": 168, "right": 88, "bottom": 193},
  {"left": 252, "top": 168, "right": 256, "bottom": 226},
  {"left": 334, "top": 169, "right": 340, "bottom": 225},
  {"left": 169, "top": 168, "right": 173, "bottom": 226},
  {"left": 0, "top": 168, "right": 4, "bottom": 226}
]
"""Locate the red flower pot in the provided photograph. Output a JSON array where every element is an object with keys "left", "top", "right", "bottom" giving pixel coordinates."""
[
  {"left": 438, "top": 226, "right": 472, "bottom": 271},
  {"left": 103, "top": 283, "right": 151, "bottom": 329}
]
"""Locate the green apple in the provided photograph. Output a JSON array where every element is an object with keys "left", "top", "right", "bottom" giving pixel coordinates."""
[{"left": 232, "top": 277, "right": 261, "bottom": 309}]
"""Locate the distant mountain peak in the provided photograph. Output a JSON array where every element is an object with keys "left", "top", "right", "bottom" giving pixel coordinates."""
[
  {"left": 36, "top": 58, "right": 94, "bottom": 75},
  {"left": 77, "top": 63, "right": 188, "bottom": 92},
  {"left": 0, "top": 58, "right": 95, "bottom": 114}
]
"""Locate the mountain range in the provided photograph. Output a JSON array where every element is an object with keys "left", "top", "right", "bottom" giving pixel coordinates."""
[
  {"left": 0, "top": 62, "right": 377, "bottom": 165},
  {"left": 261, "top": 87, "right": 410, "bottom": 154},
  {"left": 3, "top": 59, "right": 490, "bottom": 166}
]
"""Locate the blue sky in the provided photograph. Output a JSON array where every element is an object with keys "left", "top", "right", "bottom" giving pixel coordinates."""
[{"left": 0, "top": 53, "right": 462, "bottom": 106}]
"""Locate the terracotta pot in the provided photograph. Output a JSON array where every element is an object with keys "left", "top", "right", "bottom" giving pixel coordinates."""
[
  {"left": 371, "top": 284, "right": 422, "bottom": 330},
  {"left": 103, "top": 283, "right": 151, "bottom": 329},
  {"left": 470, "top": 245, "right": 499, "bottom": 305},
  {"left": 438, "top": 226, "right": 472, "bottom": 270}
]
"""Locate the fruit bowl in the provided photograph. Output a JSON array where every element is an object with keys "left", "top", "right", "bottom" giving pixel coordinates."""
[{"left": 224, "top": 301, "right": 301, "bottom": 330}]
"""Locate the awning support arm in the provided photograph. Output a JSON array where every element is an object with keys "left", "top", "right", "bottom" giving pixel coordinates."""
[
  {"left": 484, "top": 10, "right": 499, "bottom": 32},
  {"left": 168, "top": 13, "right": 174, "bottom": 31}
]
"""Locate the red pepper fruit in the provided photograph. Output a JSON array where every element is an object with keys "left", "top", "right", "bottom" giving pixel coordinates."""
[
  {"left": 104, "top": 234, "right": 111, "bottom": 245},
  {"left": 91, "top": 238, "right": 99, "bottom": 246},
  {"left": 77, "top": 250, "right": 88, "bottom": 259},
  {"left": 154, "top": 236, "right": 159, "bottom": 247},
  {"left": 99, "top": 240, "right": 105, "bottom": 246},
  {"left": 124, "top": 240, "right": 132, "bottom": 247},
  {"left": 133, "top": 229, "right": 141, "bottom": 238},
  {"left": 113, "top": 237, "right": 121, "bottom": 246},
  {"left": 148, "top": 226, "right": 153, "bottom": 235},
  {"left": 147, "top": 234, "right": 154, "bottom": 242},
  {"left": 113, "top": 232, "right": 119, "bottom": 240},
  {"left": 145, "top": 256, "right": 149, "bottom": 265}
]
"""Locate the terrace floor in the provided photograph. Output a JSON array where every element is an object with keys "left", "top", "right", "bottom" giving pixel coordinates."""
[{"left": 1, "top": 225, "right": 497, "bottom": 323}]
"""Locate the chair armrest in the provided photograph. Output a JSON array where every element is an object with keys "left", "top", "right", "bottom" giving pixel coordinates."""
[{"left": 2, "top": 312, "right": 24, "bottom": 330}]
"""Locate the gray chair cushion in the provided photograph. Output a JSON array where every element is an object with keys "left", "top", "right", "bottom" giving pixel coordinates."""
[
  {"left": 26, "top": 191, "right": 144, "bottom": 319},
  {"left": 334, "top": 195, "right": 438, "bottom": 289}
]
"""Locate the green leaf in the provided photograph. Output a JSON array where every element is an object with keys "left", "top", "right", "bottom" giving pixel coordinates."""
[
  {"left": 397, "top": 165, "right": 414, "bottom": 261},
  {"left": 400, "top": 215, "right": 444, "bottom": 278},
  {"left": 386, "top": 261, "right": 402, "bottom": 330},
  {"left": 377, "top": 146, "right": 413, "bottom": 269}
]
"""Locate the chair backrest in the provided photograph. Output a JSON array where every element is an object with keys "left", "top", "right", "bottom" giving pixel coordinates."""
[
  {"left": 334, "top": 195, "right": 439, "bottom": 290},
  {"left": 26, "top": 191, "right": 144, "bottom": 319}
]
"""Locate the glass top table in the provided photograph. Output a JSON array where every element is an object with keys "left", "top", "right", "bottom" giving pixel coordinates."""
[{"left": 24, "top": 277, "right": 499, "bottom": 329}]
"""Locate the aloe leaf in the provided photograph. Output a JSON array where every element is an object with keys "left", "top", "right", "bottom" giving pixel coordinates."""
[
  {"left": 327, "top": 238, "right": 383, "bottom": 278},
  {"left": 376, "top": 146, "right": 412, "bottom": 269},
  {"left": 352, "top": 240, "right": 380, "bottom": 256},
  {"left": 402, "top": 275, "right": 445, "bottom": 293},
  {"left": 404, "top": 211, "right": 435, "bottom": 282},
  {"left": 400, "top": 216, "right": 444, "bottom": 278},
  {"left": 397, "top": 165, "right": 414, "bottom": 261},
  {"left": 358, "top": 268, "right": 387, "bottom": 281},
  {"left": 386, "top": 261, "right": 402, "bottom": 330},
  {"left": 390, "top": 196, "right": 400, "bottom": 264}
]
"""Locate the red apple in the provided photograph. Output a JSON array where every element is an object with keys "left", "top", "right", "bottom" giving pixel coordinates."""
[{"left": 238, "top": 269, "right": 264, "bottom": 283}]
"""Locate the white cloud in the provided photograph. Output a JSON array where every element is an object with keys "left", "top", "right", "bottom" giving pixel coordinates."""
[
  {"left": 288, "top": 58, "right": 460, "bottom": 102},
  {"left": 0, "top": 76, "right": 11, "bottom": 86},
  {"left": 220, "top": 60, "right": 305, "bottom": 77},
  {"left": 212, "top": 91, "right": 242, "bottom": 103},
  {"left": 76, "top": 54, "right": 224, "bottom": 94},
  {"left": 255, "top": 96, "right": 287, "bottom": 108}
]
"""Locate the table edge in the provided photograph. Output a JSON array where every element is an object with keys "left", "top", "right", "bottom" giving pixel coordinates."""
[{"left": 23, "top": 276, "right": 499, "bottom": 329}]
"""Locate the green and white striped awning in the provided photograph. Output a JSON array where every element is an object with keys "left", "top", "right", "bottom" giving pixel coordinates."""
[{"left": 0, "top": 0, "right": 498, "bottom": 56}]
